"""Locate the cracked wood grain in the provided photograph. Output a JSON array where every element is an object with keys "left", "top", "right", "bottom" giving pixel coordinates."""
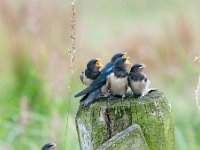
[{"left": 76, "top": 91, "right": 175, "bottom": 150}]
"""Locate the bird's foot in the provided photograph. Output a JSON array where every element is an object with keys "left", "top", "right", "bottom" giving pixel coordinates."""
[
  {"left": 113, "top": 95, "right": 125, "bottom": 100},
  {"left": 121, "top": 94, "right": 125, "bottom": 101},
  {"left": 99, "top": 93, "right": 108, "bottom": 98},
  {"left": 105, "top": 94, "right": 116, "bottom": 100},
  {"left": 133, "top": 94, "right": 142, "bottom": 98}
]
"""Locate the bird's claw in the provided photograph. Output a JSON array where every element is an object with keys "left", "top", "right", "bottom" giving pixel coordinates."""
[
  {"left": 105, "top": 94, "right": 115, "bottom": 100},
  {"left": 133, "top": 94, "right": 142, "bottom": 98}
]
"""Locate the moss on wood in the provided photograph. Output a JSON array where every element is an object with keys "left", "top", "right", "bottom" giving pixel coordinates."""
[
  {"left": 76, "top": 91, "right": 175, "bottom": 150},
  {"left": 97, "top": 124, "right": 149, "bottom": 150}
]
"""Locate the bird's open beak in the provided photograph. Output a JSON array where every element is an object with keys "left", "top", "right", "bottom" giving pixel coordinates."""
[
  {"left": 139, "top": 64, "right": 146, "bottom": 68},
  {"left": 122, "top": 52, "right": 128, "bottom": 59},
  {"left": 96, "top": 58, "right": 103, "bottom": 68},
  {"left": 139, "top": 64, "right": 146, "bottom": 72},
  {"left": 124, "top": 58, "right": 131, "bottom": 65},
  {"left": 50, "top": 143, "right": 57, "bottom": 149}
]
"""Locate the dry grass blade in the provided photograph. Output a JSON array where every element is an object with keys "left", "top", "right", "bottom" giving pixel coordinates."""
[
  {"left": 64, "top": 0, "right": 76, "bottom": 149},
  {"left": 68, "top": 0, "right": 76, "bottom": 69},
  {"left": 195, "top": 56, "right": 200, "bottom": 109},
  {"left": 196, "top": 75, "right": 200, "bottom": 109}
]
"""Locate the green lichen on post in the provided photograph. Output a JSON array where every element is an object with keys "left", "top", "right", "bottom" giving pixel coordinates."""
[
  {"left": 97, "top": 124, "right": 149, "bottom": 150},
  {"left": 130, "top": 91, "right": 175, "bottom": 150},
  {"left": 76, "top": 91, "right": 175, "bottom": 150}
]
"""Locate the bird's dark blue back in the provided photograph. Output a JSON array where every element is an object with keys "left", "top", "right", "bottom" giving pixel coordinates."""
[{"left": 90, "top": 62, "right": 113, "bottom": 87}]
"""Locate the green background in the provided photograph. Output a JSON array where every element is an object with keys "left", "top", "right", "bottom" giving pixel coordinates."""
[{"left": 0, "top": 0, "right": 199, "bottom": 149}]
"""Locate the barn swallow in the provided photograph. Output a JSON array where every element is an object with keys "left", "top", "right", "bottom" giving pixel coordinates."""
[
  {"left": 106, "top": 57, "right": 131, "bottom": 97},
  {"left": 41, "top": 142, "right": 56, "bottom": 150},
  {"left": 80, "top": 58, "right": 103, "bottom": 85},
  {"left": 128, "top": 64, "right": 150, "bottom": 98},
  {"left": 75, "top": 52, "right": 127, "bottom": 98},
  {"left": 78, "top": 53, "right": 128, "bottom": 107}
]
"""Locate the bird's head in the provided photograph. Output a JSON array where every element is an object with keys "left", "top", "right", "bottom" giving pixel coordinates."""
[
  {"left": 114, "top": 57, "right": 131, "bottom": 70},
  {"left": 41, "top": 142, "right": 56, "bottom": 150},
  {"left": 111, "top": 52, "right": 128, "bottom": 63},
  {"left": 87, "top": 58, "right": 103, "bottom": 72},
  {"left": 130, "top": 64, "right": 146, "bottom": 73}
]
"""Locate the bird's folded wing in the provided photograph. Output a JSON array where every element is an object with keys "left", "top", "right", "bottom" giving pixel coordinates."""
[{"left": 75, "top": 64, "right": 113, "bottom": 97}]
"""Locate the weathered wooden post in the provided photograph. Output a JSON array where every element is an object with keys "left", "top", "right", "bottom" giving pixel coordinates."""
[{"left": 76, "top": 90, "right": 175, "bottom": 150}]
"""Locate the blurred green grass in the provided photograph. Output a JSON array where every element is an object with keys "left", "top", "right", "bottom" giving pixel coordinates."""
[{"left": 0, "top": 0, "right": 200, "bottom": 149}]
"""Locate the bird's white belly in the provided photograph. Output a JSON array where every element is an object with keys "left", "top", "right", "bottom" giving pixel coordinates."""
[
  {"left": 83, "top": 77, "right": 93, "bottom": 85},
  {"left": 130, "top": 80, "right": 150, "bottom": 95},
  {"left": 101, "top": 84, "right": 108, "bottom": 94},
  {"left": 80, "top": 72, "right": 93, "bottom": 85},
  {"left": 109, "top": 74, "right": 128, "bottom": 96}
]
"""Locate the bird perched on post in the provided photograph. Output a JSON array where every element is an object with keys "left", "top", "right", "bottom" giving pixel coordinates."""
[
  {"left": 106, "top": 57, "right": 131, "bottom": 97},
  {"left": 128, "top": 64, "right": 150, "bottom": 98},
  {"left": 41, "top": 142, "right": 56, "bottom": 150},
  {"left": 77, "top": 53, "right": 128, "bottom": 107},
  {"left": 75, "top": 52, "right": 127, "bottom": 98},
  {"left": 80, "top": 58, "right": 103, "bottom": 86}
]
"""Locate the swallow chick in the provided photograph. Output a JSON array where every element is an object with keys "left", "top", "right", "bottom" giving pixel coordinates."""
[
  {"left": 128, "top": 64, "right": 150, "bottom": 98},
  {"left": 75, "top": 52, "right": 127, "bottom": 98},
  {"left": 41, "top": 142, "right": 56, "bottom": 150},
  {"left": 79, "top": 53, "right": 128, "bottom": 107},
  {"left": 106, "top": 57, "right": 131, "bottom": 97},
  {"left": 80, "top": 58, "right": 103, "bottom": 85}
]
